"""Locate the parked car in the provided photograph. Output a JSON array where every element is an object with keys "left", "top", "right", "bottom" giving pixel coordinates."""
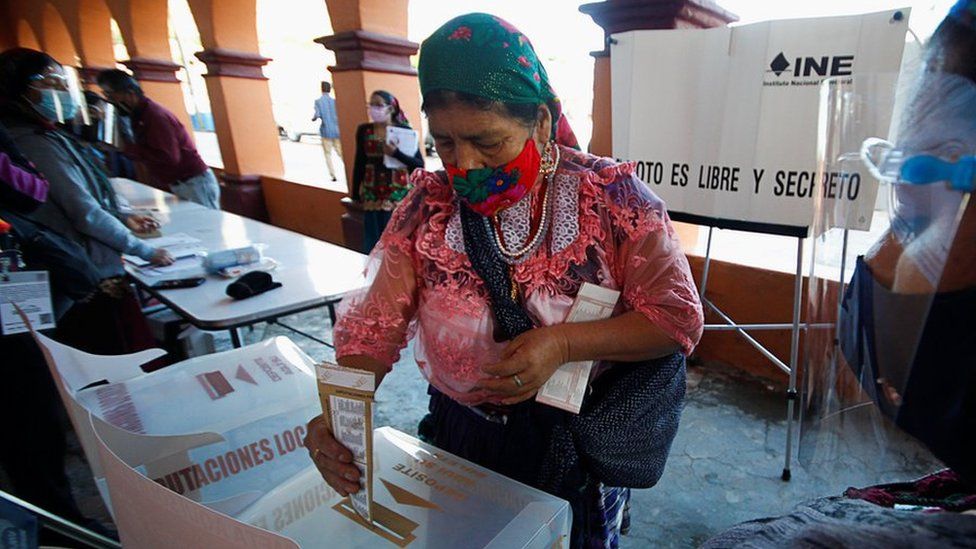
[{"left": 277, "top": 119, "right": 318, "bottom": 143}]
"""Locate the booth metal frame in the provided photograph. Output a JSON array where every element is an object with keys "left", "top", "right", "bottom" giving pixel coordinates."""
[{"left": 672, "top": 211, "right": 834, "bottom": 481}]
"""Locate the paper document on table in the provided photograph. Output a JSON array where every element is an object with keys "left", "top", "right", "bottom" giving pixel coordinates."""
[
  {"left": 383, "top": 126, "right": 419, "bottom": 169},
  {"left": 316, "top": 362, "right": 375, "bottom": 523},
  {"left": 123, "top": 233, "right": 206, "bottom": 267},
  {"left": 536, "top": 283, "right": 620, "bottom": 414},
  {"left": 0, "top": 271, "right": 56, "bottom": 335},
  {"left": 137, "top": 255, "right": 205, "bottom": 277}
]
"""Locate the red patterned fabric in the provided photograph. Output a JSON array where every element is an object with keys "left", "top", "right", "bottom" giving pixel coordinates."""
[{"left": 334, "top": 147, "right": 703, "bottom": 405}]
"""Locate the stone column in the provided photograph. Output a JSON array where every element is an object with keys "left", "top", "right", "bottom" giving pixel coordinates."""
[
  {"left": 105, "top": 0, "right": 193, "bottom": 132},
  {"left": 71, "top": 0, "right": 119, "bottom": 89},
  {"left": 318, "top": 0, "right": 420, "bottom": 251},
  {"left": 39, "top": 2, "right": 80, "bottom": 65},
  {"left": 186, "top": 0, "right": 285, "bottom": 220},
  {"left": 579, "top": 0, "right": 737, "bottom": 250}
]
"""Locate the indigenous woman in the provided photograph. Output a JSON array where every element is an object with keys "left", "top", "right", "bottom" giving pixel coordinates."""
[
  {"left": 307, "top": 14, "right": 703, "bottom": 547},
  {"left": 352, "top": 90, "right": 425, "bottom": 252}
]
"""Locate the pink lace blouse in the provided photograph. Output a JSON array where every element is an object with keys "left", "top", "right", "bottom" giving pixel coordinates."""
[{"left": 334, "top": 147, "right": 703, "bottom": 405}]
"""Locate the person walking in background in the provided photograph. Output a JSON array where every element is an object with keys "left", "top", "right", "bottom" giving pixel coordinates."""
[
  {"left": 96, "top": 69, "right": 220, "bottom": 209},
  {"left": 351, "top": 90, "right": 424, "bottom": 252},
  {"left": 313, "top": 81, "right": 342, "bottom": 182}
]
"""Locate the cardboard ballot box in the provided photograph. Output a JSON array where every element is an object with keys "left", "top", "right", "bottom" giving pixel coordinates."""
[
  {"left": 238, "top": 427, "right": 571, "bottom": 548},
  {"left": 76, "top": 337, "right": 321, "bottom": 511}
]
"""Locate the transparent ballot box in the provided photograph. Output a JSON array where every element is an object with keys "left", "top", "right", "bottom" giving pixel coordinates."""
[
  {"left": 238, "top": 427, "right": 571, "bottom": 548},
  {"left": 77, "top": 336, "right": 320, "bottom": 511}
]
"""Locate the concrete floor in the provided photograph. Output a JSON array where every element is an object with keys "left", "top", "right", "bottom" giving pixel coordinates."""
[{"left": 10, "top": 306, "right": 943, "bottom": 547}]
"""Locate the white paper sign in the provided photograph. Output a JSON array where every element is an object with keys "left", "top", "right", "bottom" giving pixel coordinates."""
[
  {"left": 536, "top": 283, "right": 620, "bottom": 413},
  {"left": 0, "top": 271, "right": 55, "bottom": 335},
  {"left": 611, "top": 9, "right": 910, "bottom": 231},
  {"left": 383, "top": 126, "right": 420, "bottom": 169}
]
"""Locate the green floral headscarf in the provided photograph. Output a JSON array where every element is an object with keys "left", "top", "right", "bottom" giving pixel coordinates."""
[{"left": 418, "top": 13, "right": 563, "bottom": 127}]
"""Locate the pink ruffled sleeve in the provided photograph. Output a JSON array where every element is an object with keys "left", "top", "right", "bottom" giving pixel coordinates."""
[
  {"left": 332, "top": 178, "right": 426, "bottom": 368},
  {"left": 602, "top": 170, "right": 704, "bottom": 355}
]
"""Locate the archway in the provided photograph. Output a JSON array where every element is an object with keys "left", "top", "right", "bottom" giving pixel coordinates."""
[
  {"left": 41, "top": 1, "right": 79, "bottom": 65},
  {"left": 17, "top": 18, "right": 42, "bottom": 50},
  {"left": 256, "top": 0, "right": 336, "bottom": 187},
  {"left": 77, "top": 0, "right": 116, "bottom": 68}
]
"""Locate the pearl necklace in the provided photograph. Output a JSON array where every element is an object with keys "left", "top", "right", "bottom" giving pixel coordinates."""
[
  {"left": 487, "top": 145, "right": 560, "bottom": 263},
  {"left": 489, "top": 179, "right": 551, "bottom": 259}
]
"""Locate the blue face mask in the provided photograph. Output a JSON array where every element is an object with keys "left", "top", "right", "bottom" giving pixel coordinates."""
[{"left": 33, "top": 89, "right": 77, "bottom": 122}]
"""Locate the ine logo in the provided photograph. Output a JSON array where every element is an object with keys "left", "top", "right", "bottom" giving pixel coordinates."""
[
  {"left": 769, "top": 52, "right": 791, "bottom": 76},
  {"left": 767, "top": 51, "right": 855, "bottom": 78}
]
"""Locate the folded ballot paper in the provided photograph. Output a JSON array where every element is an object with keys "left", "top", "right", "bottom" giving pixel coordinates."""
[
  {"left": 536, "top": 283, "right": 621, "bottom": 414},
  {"left": 316, "top": 362, "right": 376, "bottom": 523}
]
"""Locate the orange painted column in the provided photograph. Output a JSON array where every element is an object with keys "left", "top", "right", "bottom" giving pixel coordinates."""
[
  {"left": 319, "top": 0, "right": 420, "bottom": 251},
  {"left": 8, "top": 0, "right": 44, "bottom": 50},
  {"left": 39, "top": 2, "right": 79, "bottom": 65},
  {"left": 60, "top": 0, "right": 119, "bottom": 88},
  {"left": 105, "top": 0, "right": 193, "bottom": 133},
  {"left": 0, "top": 3, "right": 17, "bottom": 51},
  {"left": 186, "top": 0, "right": 284, "bottom": 220}
]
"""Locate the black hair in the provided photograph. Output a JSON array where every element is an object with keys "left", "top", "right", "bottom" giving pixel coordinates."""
[
  {"left": 926, "top": 15, "right": 976, "bottom": 83},
  {"left": 321, "top": 81, "right": 332, "bottom": 93},
  {"left": 0, "top": 48, "right": 59, "bottom": 100},
  {"left": 421, "top": 89, "right": 545, "bottom": 130},
  {"left": 371, "top": 90, "right": 411, "bottom": 128},
  {"left": 96, "top": 69, "right": 143, "bottom": 96},
  {"left": 83, "top": 90, "right": 105, "bottom": 105}
]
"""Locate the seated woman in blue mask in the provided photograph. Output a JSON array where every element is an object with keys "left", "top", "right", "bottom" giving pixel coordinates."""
[
  {"left": 705, "top": 2, "right": 976, "bottom": 546},
  {"left": 0, "top": 48, "right": 173, "bottom": 356}
]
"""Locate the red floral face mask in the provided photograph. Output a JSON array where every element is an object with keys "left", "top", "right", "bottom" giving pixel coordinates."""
[{"left": 445, "top": 138, "right": 541, "bottom": 216}]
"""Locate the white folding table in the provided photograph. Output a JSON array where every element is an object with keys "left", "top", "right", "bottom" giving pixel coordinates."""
[{"left": 113, "top": 179, "right": 367, "bottom": 347}]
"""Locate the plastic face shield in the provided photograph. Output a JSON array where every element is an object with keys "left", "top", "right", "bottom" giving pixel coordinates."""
[
  {"left": 800, "top": 70, "right": 976, "bottom": 487},
  {"left": 29, "top": 66, "right": 90, "bottom": 126}
]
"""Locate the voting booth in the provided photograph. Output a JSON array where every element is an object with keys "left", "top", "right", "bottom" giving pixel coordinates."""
[{"left": 610, "top": 9, "right": 912, "bottom": 479}]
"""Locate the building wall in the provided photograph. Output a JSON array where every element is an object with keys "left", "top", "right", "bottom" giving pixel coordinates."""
[{"left": 262, "top": 177, "right": 347, "bottom": 245}]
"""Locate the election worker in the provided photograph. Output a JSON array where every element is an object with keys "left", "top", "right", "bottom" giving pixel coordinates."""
[
  {"left": 0, "top": 48, "right": 172, "bottom": 356},
  {"left": 705, "top": 2, "right": 976, "bottom": 546}
]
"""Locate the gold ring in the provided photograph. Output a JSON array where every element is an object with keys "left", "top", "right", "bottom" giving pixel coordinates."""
[{"left": 513, "top": 374, "right": 524, "bottom": 388}]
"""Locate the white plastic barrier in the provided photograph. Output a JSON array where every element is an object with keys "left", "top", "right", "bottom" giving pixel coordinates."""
[{"left": 77, "top": 337, "right": 320, "bottom": 510}]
